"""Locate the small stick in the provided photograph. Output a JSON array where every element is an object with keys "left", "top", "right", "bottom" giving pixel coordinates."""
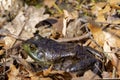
[{"left": 55, "top": 33, "right": 90, "bottom": 42}]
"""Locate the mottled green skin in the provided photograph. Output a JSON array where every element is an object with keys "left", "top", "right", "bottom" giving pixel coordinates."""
[{"left": 22, "top": 34, "right": 103, "bottom": 77}]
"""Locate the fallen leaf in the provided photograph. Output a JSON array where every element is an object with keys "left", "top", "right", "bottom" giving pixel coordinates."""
[
  {"left": 88, "top": 19, "right": 120, "bottom": 48},
  {"left": 108, "top": 0, "right": 120, "bottom": 9},
  {"left": 102, "top": 71, "right": 112, "bottom": 78},
  {"left": 29, "top": 71, "right": 39, "bottom": 80},
  {"left": 8, "top": 64, "right": 20, "bottom": 80},
  {"left": 108, "top": 0, "right": 120, "bottom": 4},
  {"left": 62, "top": 10, "right": 78, "bottom": 36},
  {"left": 95, "top": 14, "right": 106, "bottom": 23},
  {"left": 95, "top": 4, "right": 111, "bottom": 22},
  {"left": 91, "top": 2, "right": 106, "bottom": 16},
  {"left": 3, "top": 11, "right": 26, "bottom": 48},
  {"left": 103, "top": 28, "right": 120, "bottom": 48},
  {"left": 88, "top": 20, "right": 105, "bottom": 47},
  {"left": 88, "top": 19, "right": 120, "bottom": 77},
  {"left": 24, "top": 7, "right": 49, "bottom": 34},
  {"left": 0, "top": 0, "right": 13, "bottom": 10},
  {"left": 43, "top": 65, "right": 53, "bottom": 76},
  {"left": 83, "top": 70, "right": 100, "bottom": 79},
  {"left": 103, "top": 40, "right": 120, "bottom": 77},
  {"left": 44, "top": 0, "right": 56, "bottom": 8},
  {"left": 51, "top": 17, "right": 64, "bottom": 38},
  {"left": 66, "top": 19, "right": 83, "bottom": 38}
]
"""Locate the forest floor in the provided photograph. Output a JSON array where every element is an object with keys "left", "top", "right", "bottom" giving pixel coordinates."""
[{"left": 0, "top": 0, "right": 120, "bottom": 80}]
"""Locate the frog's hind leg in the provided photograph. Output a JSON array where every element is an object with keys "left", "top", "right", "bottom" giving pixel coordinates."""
[
  {"left": 65, "top": 58, "right": 102, "bottom": 77},
  {"left": 91, "top": 60, "right": 103, "bottom": 78}
]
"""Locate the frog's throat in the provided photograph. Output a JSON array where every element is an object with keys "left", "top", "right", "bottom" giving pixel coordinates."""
[{"left": 23, "top": 44, "right": 51, "bottom": 65}]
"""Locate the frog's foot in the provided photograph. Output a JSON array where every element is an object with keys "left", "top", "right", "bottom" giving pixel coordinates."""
[{"left": 65, "top": 58, "right": 102, "bottom": 77}]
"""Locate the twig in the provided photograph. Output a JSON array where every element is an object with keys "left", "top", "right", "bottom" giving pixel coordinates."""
[
  {"left": 55, "top": 33, "right": 90, "bottom": 42},
  {"left": 53, "top": 3, "right": 63, "bottom": 14}
]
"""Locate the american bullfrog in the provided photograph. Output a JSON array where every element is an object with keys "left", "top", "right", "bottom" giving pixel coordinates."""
[{"left": 22, "top": 34, "right": 103, "bottom": 77}]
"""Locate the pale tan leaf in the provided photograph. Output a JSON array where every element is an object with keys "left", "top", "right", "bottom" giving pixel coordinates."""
[
  {"left": 24, "top": 7, "right": 49, "bottom": 34},
  {"left": 91, "top": 2, "right": 106, "bottom": 16},
  {"left": 95, "top": 4, "right": 111, "bottom": 22},
  {"left": 108, "top": 0, "right": 120, "bottom": 4},
  {"left": 3, "top": 11, "right": 26, "bottom": 48},
  {"left": 108, "top": 0, "right": 120, "bottom": 9},
  {"left": 0, "top": 0, "right": 13, "bottom": 10},
  {"left": 43, "top": 65, "right": 53, "bottom": 76},
  {"left": 63, "top": 10, "right": 79, "bottom": 36},
  {"left": 88, "top": 21, "right": 105, "bottom": 47},
  {"left": 99, "top": 4, "right": 111, "bottom": 14},
  {"left": 28, "top": 71, "right": 39, "bottom": 80},
  {"left": 95, "top": 14, "right": 106, "bottom": 22},
  {"left": 103, "top": 41, "right": 120, "bottom": 76},
  {"left": 88, "top": 20, "right": 120, "bottom": 48},
  {"left": 83, "top": 70, "right": 100, "bottom": 79},
  {"left": 44, "top": 0, "right": 56, "bottom": 8},
  {"left": 8, "top": 64, "right": 20, "bottom": 80},
  {"left": 102, "top": 71, "right": 112, "bottom": 78},
  {"left": 103, "top": 28, "right": 120, "bottom": 48}
]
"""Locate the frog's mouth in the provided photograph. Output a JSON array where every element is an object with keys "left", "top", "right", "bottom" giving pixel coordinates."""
[{"left": 22, "top": 43, "right": 50, "bottom": 65}]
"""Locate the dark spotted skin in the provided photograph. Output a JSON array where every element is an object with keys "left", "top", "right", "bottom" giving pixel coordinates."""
[{"left": 22, "top": 34, "right": 103, "bottom": 77}]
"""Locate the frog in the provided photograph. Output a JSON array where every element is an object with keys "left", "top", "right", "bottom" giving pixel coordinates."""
[{"left": 22, "top": 34, "right": 103, "bottom": 77}]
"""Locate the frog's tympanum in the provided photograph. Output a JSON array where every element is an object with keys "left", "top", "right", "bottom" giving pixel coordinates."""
[{"left": 22, "top": 34, "right": 103, "bottom": 77}]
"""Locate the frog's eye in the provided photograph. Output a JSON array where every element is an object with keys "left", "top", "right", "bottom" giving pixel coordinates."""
[{"left": 29, "top": 44, "right": 37, "bottom": 51}]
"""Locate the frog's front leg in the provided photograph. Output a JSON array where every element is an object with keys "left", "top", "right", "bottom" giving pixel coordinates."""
[{"left": 65, "top": 58, "right": 102, "bottom": 77}]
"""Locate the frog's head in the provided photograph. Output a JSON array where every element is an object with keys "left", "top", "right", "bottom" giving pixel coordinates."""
[
  {"left": 22, "top": 40, "right": 47, "bottom": 64},
  {"left": 22, "top": 34, "right": 43, "bottom": 54}
]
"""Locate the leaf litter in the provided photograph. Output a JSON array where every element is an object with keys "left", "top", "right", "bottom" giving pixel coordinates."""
[{"left": 0, "top": 0, "right": 120, "bottom": 80}]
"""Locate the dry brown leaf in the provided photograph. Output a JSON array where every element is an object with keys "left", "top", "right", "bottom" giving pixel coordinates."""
[
  {"left": 24, "top": 7, "right": 49, "bottom": 35},
  {"left": 51, "top": 17, "right": 64, "bottom": 38},
  {"left": 99, "top": 4, "right": 111, "bottom": 14},
  {"left": 3, "top": 6, "right": 49, "bottom": 49},
  {"left": 0, "top": 39, "right": 5, "bottom": 47},
  {"left": 108, "top": 0, "right": 120, "bottom": 4},
  {"left": 66, "top": 18, "right": 83, "bottom": 38},
  {"left": 28, "top": 71, "right": 39, "bottom": 80},
  {"left": 44, "top": 0, "right": 56, "bottom": 8},
  {"left": 83, "top": 70, "right": 100, "bottom": 79},
  {"left": 3, "top": 11, "right": 26, "bottom": 48},
  {"left": 0, "top": 0, "right": 15, "bottom": 10},
  {"left": 102, "top": 71, "right": 112, "bottom": 78},
  {"left": 39, "top": 78, "right": 52, "bottom": 80},
  {"left": 0, "top": 17, "right": 7, "bottom": 28},
  {"left": 88, "top": 20, "right": 120, "bottom": 77},
  {"left": 108, "top": 0, "right": 120, "bottom": 9},
  {"left": 111, "top": 5, "right": 120, "bottom": 9},
  {"left": 63, "top": 10, "right": 78, "bottom": 22},
  {"left": 103, "top": 28, "right": 120, "bottom": 48},
  {"left": 88, "top": 19, "right": 120, "bottom": 48},
  {"left": 88, "top": 22, "right": 105, "bottom": 47},
  {"left": 8, "top": 64, "right": 20, "bottom": 80},
  {"left": 103, "top": 41, "right": 120, "bottom": 77},
  {"left": 95, "top": 4, "right": 111, "bottom": 22},
  {"left": 91, "top": 2, "right": 106, "bottom": 16},
  {"left": 43, "top": 65, "right": 53, "bottom": 76},
  {"left": 0, "top": 39, "right": 5, "bottom": 56},
  {"left": 95, "top": 14, "right": 106, "bottom": 23},
  {"left": 62, "top": 10, "right": 78, "bottom": 36}
]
